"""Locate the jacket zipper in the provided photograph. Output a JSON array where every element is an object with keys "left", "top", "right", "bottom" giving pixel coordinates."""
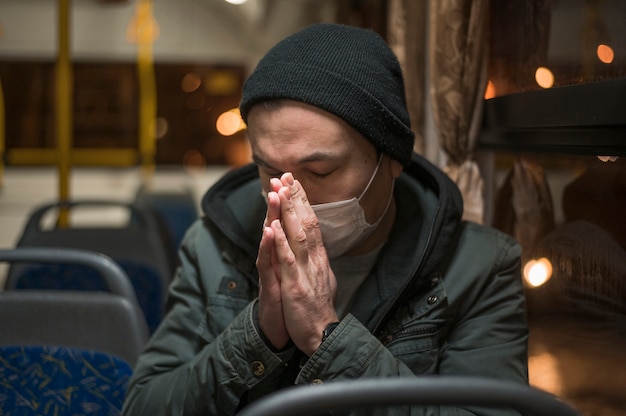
[{"left": 371, "top": 203, "right": 442, "bottom": 336}]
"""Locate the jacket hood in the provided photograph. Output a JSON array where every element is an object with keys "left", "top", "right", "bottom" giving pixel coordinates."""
[
  {"left": 201, "top": 163, "right": 266, "bottom": 269},
  {"left": 401, "top": 152, "right": 464, "bottom": 280}
]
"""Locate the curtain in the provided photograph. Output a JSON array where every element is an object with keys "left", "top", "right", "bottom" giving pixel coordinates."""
[
  {"left": 428, "top": 0, "right": 490, "bottom": 223},
  {"left": 387, "top": 0, "right": 427, "bottom": 155}
]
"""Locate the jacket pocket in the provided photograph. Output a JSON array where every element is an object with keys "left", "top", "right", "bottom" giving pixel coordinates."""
[
  {"left": 196, "top": 275, "right": 253, "bottom": 343},
  {"left": 383, "top": 320, "right": 450, "bottom": 374}
]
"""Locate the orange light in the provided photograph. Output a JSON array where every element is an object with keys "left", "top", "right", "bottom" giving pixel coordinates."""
[
  {"left": 181, "top": 73, "right": 202, "bottom": 93},
  {"left": 523, "top": 258, "right": 553, "bottom": 288},
  {"left": 216, "top": 109, "right": 246, "bottom": 136},
  {"left": 484, "top": 80, "right": 496, "bottom": 99},
  {"left": 597, "top": 44, "right": 614, "bottom": 64},
  {"left": 182, "top": 149, "right": 206, "bottom": 174},
  {"left": 204, "top": 71, "right": 239, "bottom": 96},
  {"left": 535, "top": 67, "right": 554, "bottom": 89}
]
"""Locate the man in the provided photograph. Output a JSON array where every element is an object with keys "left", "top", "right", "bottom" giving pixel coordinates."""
[{"left": 123, "top": 23, "right": 528, "bottom": 415}]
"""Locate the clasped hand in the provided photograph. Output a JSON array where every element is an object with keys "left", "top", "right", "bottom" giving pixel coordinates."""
[{"left": 256, "top": 173, "right": 339, "bottom": 356}]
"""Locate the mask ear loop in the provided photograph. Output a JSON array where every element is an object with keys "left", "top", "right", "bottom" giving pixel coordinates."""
[{"left": 357, "top": 154, "right": 384, "bottom": 201}]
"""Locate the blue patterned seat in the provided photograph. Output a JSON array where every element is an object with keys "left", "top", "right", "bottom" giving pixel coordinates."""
[{"left": 0, "top": 345, "right": 132, "bottom": 415}]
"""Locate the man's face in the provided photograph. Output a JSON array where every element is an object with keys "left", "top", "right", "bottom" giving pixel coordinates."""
[{"left": 247, "top": 100, "right": 402, "bottom": 224}]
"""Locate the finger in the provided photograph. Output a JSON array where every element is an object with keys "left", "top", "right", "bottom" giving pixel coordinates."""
[
  {"left": 262, "top": 177, "right": 283, "bottom": 228},
  {"left": 270, "top": 218, "right": 298, "bottom": 276},
  {"left": 257, "top": 228, "right": 284, "bottom": 309},
  {"left": 281, "top": 174, "right": 311, "bottom": 220},
  {"left": 293, "top": 179, "right": 326, "bottom": 252},
  {"left": 270, "top": 177, "right": 282, "bottom": 193},
  {"left": 264, "top": 191, "right": 281, "bottom": 228},
  {"left": 277, "top": 184, "right": 310, "bottom": 261},
  {"left": 256, "top": 227, "right": 290, "bottom": 349},
  {"left": 280, "top": 174, "right": 324, "bottom": 252},
  {"left": 256, "top": 226, "right": 276, "bottom": 277}
]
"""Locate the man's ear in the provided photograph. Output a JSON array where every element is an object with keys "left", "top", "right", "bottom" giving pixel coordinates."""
[{"left": 390, "top": 158, "right": 403, "bottom": 179}]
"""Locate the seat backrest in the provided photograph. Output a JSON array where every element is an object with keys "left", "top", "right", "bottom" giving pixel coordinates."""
[
  {"left": 236, "top": 377, "right": 580, "bottom": 416},
  {"left": 133, "top": 185, "right": 198, "bottom": 250},
  {"left": 0, "top": 345, "right": 132, "bottom": 415},
  {"left": 0, "top": 290, "right": 148, "bottom": 366},
  {"left": 13, "top": 199, "right": 172, "bottom": 284},
  {"left": 0, "top": 248, "right": 149, "bottom": 365},
  {"left": 1, "top": 247, "right": 138, "bottom": 302},
  {"left": 7, "top": 200, "right": 173, "bottom": 332}
]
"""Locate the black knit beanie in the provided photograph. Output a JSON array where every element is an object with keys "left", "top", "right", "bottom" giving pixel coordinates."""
[{"left": 239, "top": 23, "right": 415, "bottom": 167}]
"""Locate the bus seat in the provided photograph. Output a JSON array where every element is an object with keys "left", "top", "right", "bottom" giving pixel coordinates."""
[
  {"left": 0, "top": 345, "right": 132, "bottom": 415},
  {"left": 0, "top": 248, "right": 149, "bottom": 366},
  {"left": 6, "top": 200, "right": 174, "bottom": 333},
  {"left": 133, "top": 185, "right": 198, "bottom": 265}
]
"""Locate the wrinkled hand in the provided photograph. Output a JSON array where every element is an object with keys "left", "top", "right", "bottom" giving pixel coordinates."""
[{"left": 257, "top": 173, "right": 338, "bottom": 355}]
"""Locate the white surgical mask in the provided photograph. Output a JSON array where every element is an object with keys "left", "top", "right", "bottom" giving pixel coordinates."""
[{"left": 312, "top": 155, "right": 392, "bottom": 258}]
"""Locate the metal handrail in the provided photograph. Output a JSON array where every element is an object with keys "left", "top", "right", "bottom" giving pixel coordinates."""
[
  {"left": 237, "top": 377, "right": 579, "bottom": 416},
  {"left": 0, "top": 247, "right": 138, "bottom": 308}
]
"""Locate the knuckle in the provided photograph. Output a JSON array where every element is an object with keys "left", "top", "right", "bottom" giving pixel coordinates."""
[
  {"left": 294, "top": 229, "right": 308, "bottom": 244},
  {"left": 298, "top": 191, "right": 310, "bottom": 205},
  {"left": 290, "top": 187, "right": 302, "bottom": 199},
  {"left": 301, "top": 214, "right": 320, "bottom": 231},
  {"left": 284, "top": 203, "right": 297, "bottom": 217},
  {"left": 284, "top": 252, "right": 297, "bottom": 268},
  {"left": 255, "top": 257, "right": 265, "bottom": 270}
]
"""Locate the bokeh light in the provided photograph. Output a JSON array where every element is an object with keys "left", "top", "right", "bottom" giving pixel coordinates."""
[
  {"left": 597, "top": 155, "right": 618, "bottom": 162},
  {"left": 523, "top": 257, "right": 553, "bottom": 288},
  {"left": 154, "top": 117, "right": 168, "bottom": 139},
  {"left": 216, "top": 108, "right": 246, "bottom": 136},
  {"left": 597, "top": 44, "right": 614, "bottom": 64},
  {"left": 182, "top": 149, "right": 206, "bottom": 174},
  {"left": 181, "top": 73, "right": 202, "bottom": 93},
  {"left": 484, "top": 80, "right": 496, "bottom": 99},
  {"left": 204, "top": 71, "right": 239, "bottom": 96},
  {"left": 535, "top": 67, "right": 554, "bottom": 89}
]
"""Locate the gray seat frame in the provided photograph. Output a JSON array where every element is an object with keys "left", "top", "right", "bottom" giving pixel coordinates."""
[{"left": 0, "top": 247, "right": 149, "bottom": 366}]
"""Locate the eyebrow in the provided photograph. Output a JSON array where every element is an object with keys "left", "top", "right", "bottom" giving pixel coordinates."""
[
  {"left": 252, "top": 154, "right": 272, "bottom": 168},
  {"left": 253, "top": 151, "right": 337, "bottom": 170},
  {"left": 297, "top": 151, "right": 337, "bottom": 164}
]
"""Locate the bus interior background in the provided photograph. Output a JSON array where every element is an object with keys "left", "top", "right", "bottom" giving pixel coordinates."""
[{"left": 0, "top": 0, "right": 625, "bottom": 415}]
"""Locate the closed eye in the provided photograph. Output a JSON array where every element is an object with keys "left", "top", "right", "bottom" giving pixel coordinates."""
[{"left": 309, "top": 170, "right": 333, "bottom": 179}]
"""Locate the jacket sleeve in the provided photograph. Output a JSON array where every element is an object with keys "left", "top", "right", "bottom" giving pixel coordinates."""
[
  {"left": 293, "top": 225, "right": 529, "bottom": 416},
  {"left": 122, "top": 221, "right": 295, "bottom": 416}
]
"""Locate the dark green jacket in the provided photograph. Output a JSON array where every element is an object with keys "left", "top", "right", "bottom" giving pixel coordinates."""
[{"left": 123, "top": 154, "right": 528, "bottom": 415}]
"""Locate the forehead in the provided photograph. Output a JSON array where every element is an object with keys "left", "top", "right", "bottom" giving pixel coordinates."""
[{"left": 246, "top": 100, "right": 374, "bottom": 165}]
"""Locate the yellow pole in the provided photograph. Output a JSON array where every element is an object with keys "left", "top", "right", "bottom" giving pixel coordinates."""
[
  {"left": 136, "top": 0, "right": 157, "bottom": 184},
  {"left": 56, "top": 0, "right": 72, "bottom": 227}
]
